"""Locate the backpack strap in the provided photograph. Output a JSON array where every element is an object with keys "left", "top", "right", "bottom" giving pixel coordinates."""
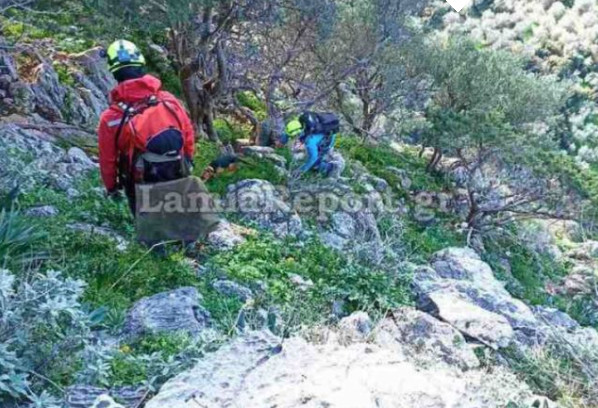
[{"left": 114, "top": 102, "right": 135, "bottom": 190}]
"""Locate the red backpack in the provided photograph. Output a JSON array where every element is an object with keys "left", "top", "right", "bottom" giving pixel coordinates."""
[{"left": 114, "top": 95, "right": 190, "bottom": 186}]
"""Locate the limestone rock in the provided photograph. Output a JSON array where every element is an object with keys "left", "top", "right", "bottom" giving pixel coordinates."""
[
  {"left": 422, "top": 292, "right": 514, "bottom": 350},
  {"left": 375, "top": 308, "right": 480, "bottom": 370},
  {"left": 67, "top": 146, "right": 96, "bottom": 168},
  {"left": 415, "top": 247, "right": 538, "bottom": 331},
  {"left": 225, "top": 179, "right": 303, "bottom": 238},
  {"left": 532, "top": 306, "right": 580, "bottom": 332},
  {"left": 338, "top": 312, "right": 373, "bottom": 344},
  {"left": 123, "top": 287, "right": 210, "bottom": 338},
  {"left": 146, "top": 330, "right": 539, "bottom": 408},
  {"left": 206, "top": 221, "right": 246, "bottom": 250}
]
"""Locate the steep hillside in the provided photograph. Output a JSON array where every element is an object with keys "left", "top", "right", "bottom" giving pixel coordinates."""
[{"left": 1, "top": 1, "right": 598, "bottom": 408}]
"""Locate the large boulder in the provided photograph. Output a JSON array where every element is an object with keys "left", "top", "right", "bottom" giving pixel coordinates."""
[
  {"left": 146, "top": 329, "right": 542, "bottom": 408},
  {"left": 421, "top": 292, "right": 514, "bottom": 350},
  {"left": 375, "top": 308, "right": 480, "bottom": 370},
  {"left": 225, "top": 179, "right": 303, "bottom": 238},
  {"left": 414, "top": 247, "right": 538, "bottom": 332},
  {"left": 123, "top": 287, "right": 211, "bottom": 338}
]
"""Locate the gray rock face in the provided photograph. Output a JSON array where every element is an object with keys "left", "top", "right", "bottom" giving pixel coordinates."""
[
  {"left": 358, "top": 174, "right": 389, "bottom": 192},
  {"left": 146, "top": 328, "right": 540, "bottom": 408},
  {"left": 416, "top": 247, "right": 538, "bottom": 331},
  {"left": 1, "top": 44, "right": 113, "bottom": 127},
  {"left": 411, "top": 247, "right": 540, "bottom": 349},
  {"left": 422, "top": 292, "right": 514, "bottom": 350},
  {"left": 321, "top": 209, "right": 382, "bottom": 260},
  {"left": 123, "top": 287, "right": 210, "bottom": 338},
  {"left": 67, "top": 147, "right": 96, "bottom": 168},
  {"left": 532, "top": 306, "right": 580, "bottom": 332},
  {"left": 375, "top": 308, "right": 480, "bottom": 370},
  {"left": 225, "top": 179, "right": 303, "bottom": 238},
  {"left": 338, "top": 312, "right": 373, "bottom": 343},
  {"left": 212, "top": 280, "right": 253, "bottom": 302},
  {"left": 0, "top": 123, "right": 96, "bottom": 194},
  {"left": 65, "top": 385, "right": 145, "bottom": 408}
]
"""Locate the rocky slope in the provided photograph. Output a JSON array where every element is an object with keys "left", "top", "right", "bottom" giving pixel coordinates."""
[{"left": 1, "top": 38, "right": 597, "bottom": 408}]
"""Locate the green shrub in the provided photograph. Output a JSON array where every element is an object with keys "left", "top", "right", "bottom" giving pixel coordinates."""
[
  {"left": 0, "top": 269, "right": 93, "bottom": 406},
  {"left": 214, "top": 118, "right": 251, "bottom": 145},
  {"left": 0, "top": 208, "right": 46, "bottom": 268},
  {"left": 337, "top": 136, "right": 450, "bottom": 195},
  {"left": 207, "top": 235, "right": 412, "bottom": 328},
  {"left": 484, "top": 231, "right": 569, "bottom": 306},
  {"left": 236, "top": 91, "right": 267, "bottom": 121}
]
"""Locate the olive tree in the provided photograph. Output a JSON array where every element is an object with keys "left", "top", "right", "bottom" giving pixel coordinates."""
[
  {"left": 312, "top": 0, "right": 429, "bottom": 138},
  {"left": 403, "top": 37, "right": 571, "bottom": 230}
]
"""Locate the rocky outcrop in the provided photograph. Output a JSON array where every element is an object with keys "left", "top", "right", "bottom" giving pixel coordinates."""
[
  {"left": 424, "top": 292, "right": 514, "bottom": 350},
  {"left": 374, "top": 308, "right": 480, "bottom": 370},
  {"left": 0, "top": 123, "right": 97, "bottom": 194},
  {"left": 0, "top": 43, "right": 113, "bottom": 127},
  {"left": 212, "top": 280, "right": 253, "bottom": 302},
  {"left": 146, "top": 314, "right": 545, "bottom": 408},
  {"left": 206, "top": 221, "right": 253, "bottom": 250},
  {"left": 224, "top": 179, "right": 303, "bottom": 238},
  {"left": 123, "top": 287, "right": 211, "bottom": 338},
  {"left": 414, "top": 247, "right": 538, "bottom": 340}
]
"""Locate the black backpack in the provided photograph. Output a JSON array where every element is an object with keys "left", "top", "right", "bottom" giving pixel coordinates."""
[{"left": 300, "top": 112, "right": 340, "bottom": 138}]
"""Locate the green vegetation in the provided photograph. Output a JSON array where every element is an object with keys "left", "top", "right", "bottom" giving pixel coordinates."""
[
  {"left": 337, "top": 136, "right": 450, "bottom": 195},
  {"left": 503, "top": 342, "right": 598, "bottom": 408},
  {"left": 192, "top": 139, "right": 287, "bottom": 195},
  {"left": 484, "top": 232, "right": 569, "bottom": 306},
  {"left": 207, "top": 234, "right": 412, "bottom": 326},
  {"left": 213, "top": 118, "right": 252, "bottom": 145},
  {"left": 237, "top": 91, "right": 267, "bottom": 121}
]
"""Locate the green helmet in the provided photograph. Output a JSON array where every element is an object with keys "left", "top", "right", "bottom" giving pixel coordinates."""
[
  {"left": 285, "top": 119, "right": 303, "bottom": 138},
  {"left": 106, "top": 40, "right": 146, "bottom": 73}
]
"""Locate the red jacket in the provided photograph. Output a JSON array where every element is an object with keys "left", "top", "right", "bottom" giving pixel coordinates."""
[{"left": 98, "top": 75, "right": 195, "bottom": 192}]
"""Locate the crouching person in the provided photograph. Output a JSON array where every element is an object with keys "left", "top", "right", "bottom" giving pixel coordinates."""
[
  {"left": 98, "top": 40, "right": 219, "bottom": 245},
  {"left": 284, "top": 112, "right": 341, "bottom": 178}
]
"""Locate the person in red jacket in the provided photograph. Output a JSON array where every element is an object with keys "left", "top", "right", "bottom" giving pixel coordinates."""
[{"left": 98, "top": 40, "right": 195, "bottom": 213}]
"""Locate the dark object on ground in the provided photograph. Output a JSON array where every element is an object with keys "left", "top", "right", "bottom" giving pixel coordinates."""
[{"left": 201, "top": 154, "right": 251, "bottom": 181}]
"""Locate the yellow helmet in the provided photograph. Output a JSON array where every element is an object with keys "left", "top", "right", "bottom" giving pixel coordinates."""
[
  {"left": 106, "top": 40, "right": 146, "bottom": 73},
  {"left": 285, "top": 119, "right": 303, "bottom": 138}
]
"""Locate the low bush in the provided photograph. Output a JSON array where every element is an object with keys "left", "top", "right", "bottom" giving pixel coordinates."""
[
  {"left": 0, "top": 268, "right": 94, "bottom": 406},
  {"left": 207, "top": 235, "right": 412, "bottom": 329},
  {"left": 337, "top": 136, "right": 450, "bottom": 195},
  {"left": 503, "top": 336, "right": 598, "bottom": 408}
]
